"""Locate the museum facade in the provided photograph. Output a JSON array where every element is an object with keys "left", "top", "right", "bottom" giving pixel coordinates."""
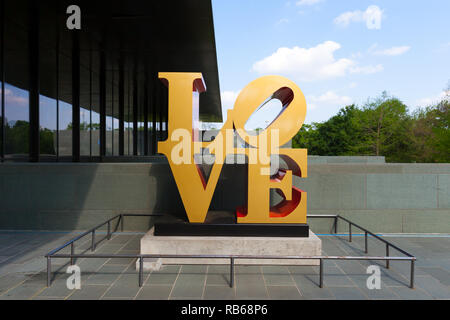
[
  {"left": 0, "top": 0, "right": 449, "bottom": 234},
  {"left": 0, "top": 0, "right": 222, "bottom": 162}
]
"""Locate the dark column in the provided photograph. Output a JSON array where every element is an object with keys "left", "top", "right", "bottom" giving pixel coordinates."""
[
  {"left": 118, "top": 54, "right": 124, "bottom": 155},
  {"left": 127, "top": 71, "right": 131, "bottom": 155},
  {"left": 99, "top": 51, "right": 106, "bottom": 157},
  {"left": 72, "top": 31, "right": 80, "bottom": 162},
  {"left": 158, "top": 83, "right": 163, "bottom": 146},
  {"left": 55, "top": 7, "right": 60, "bottom": 160},
  {"left": 29, "top": 0, "right": 40, "bottom": 162},
  {"left": 143, "top": 72, "right": 149, "bottom": 155},
  {"left": 132, "top": 64, "right": 138, "bottom": 156},
  {"left": 0, "top": 0, "right": 4, "bottom": 161},
  {"left": 164, "top": 85, "right": 168, "bottom": 139},
  {"left": 151, "top": 77, "right": 157, "bottom": 154},
  {"left": 88, "top": 42, "right": 92, "bottom": 158},
  {"left": 111, "top": 67, "right": 114, "bottom": 156}
]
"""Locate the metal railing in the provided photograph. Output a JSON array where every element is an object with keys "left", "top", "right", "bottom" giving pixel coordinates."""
[{"left": 45, "top": 214, "right": 416, "bottom": 289}]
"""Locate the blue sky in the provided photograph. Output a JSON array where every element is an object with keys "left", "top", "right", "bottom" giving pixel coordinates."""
[
  {"left": 3, "top": 1, "right": 449, "bottom": 130},
  {"left": 211, "top": 0, "right": 450, "bottom": 124}
]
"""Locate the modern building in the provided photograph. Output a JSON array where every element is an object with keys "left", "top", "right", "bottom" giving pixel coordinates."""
[
  {"left": 0, "top": 0, "right": 449, "bottom": 234},
  {"left": 0, "top": 0, "right": 222, "bottom": 162}
]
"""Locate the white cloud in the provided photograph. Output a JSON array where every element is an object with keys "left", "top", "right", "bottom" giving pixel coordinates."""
[
  {"left": 221, "top": 90, "right": 240, "bottom": 109},
  {"left": 416, "top": 91, "right": 450, "bottom": 106},
  {"left": 220, "top": 90, "right": 241, "bottom": 123},
  {"left": 252, "top": 41, "right": 383, "bottom": 81},
  {"left": 0, "top": 88, "right": 28, "bottom": 106},
  {"left": 373, "top": 46, "right": 410, "bottom": 56},
  {"left": 350, "top": 64, "right": 384, "bottom": 74},
  {"left": 296, "top": 0, "right": 323, "bottom": 6},
  {"left": 307, "top": 91, "right": 352, "bottom": 110},
  {"left": 334, "top": 5, "right": 384, "bottom": 30},
  {"left": 275, "top": 18, "right": 289, "bottom": 26}
]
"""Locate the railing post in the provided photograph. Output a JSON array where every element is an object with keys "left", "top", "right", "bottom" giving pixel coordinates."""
[
  {"left": 91, "top": 230, "right": 95, "bottom": 251},
  {"left": 319, "top": 258, "right": 324, "bottom": 288},
  {"left": 47, "top": 256, "right": 51, "bottom": 287},
  {"left": 386, "top": 244, "right": 390, "bottom": 269},
  {"left": 364, "top": 231, "right": 368, "bottom": 254},
  {"left": 107, "top": 221, "right": 111, "bottom": 240},
  {"left": 70, "top": 242, "right": 75, "bottom": 265},
  {"left": 139, "top": 257, "right": 144, "bottom": 287},
  {"left": 349, "top": 223, "right": 352, "bottom": 242},
  {"left": 410, "top": 260, "right": 415, "bottom": 289},
  {"left": 230, "top": 257, "right": 234, "bottom": 288},
  {"left": 121, "top": 214, "right": 124, "bottom": 232},
  {"left": 334, "top": 217, "right": 338, "bottom": 234}
]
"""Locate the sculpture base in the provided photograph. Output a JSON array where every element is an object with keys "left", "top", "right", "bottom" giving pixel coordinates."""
[
  {"left": 153, "top": 212, "right": 309, "bottom": 237},
  {"left": 154, "top": 222, "right": 309, "bottom": 237},
  {"left": 138, "top": 227, "right": 321, "bottom": 270}
]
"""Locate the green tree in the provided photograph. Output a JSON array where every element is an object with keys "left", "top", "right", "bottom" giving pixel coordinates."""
[
  {"left": 5, "top": 120, "right": 29, "bottom": 155},
  {"left": 411, "top": 96, "right": 449, "bottom": 162},
  {"left": 358, "top": 92, "right": 414, "bottom": 162},
  {"left": 66, "top": 121, "right": 100, "bottom": 130},
  {"left": 39, "top": 128, "right": 56, "bottom": 155},
  {"left": 293, "top": 104, "right": 366, "bottom": 156}
]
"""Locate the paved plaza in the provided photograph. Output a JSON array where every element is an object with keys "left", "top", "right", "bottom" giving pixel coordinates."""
[{"left": 0, "top": 230, "right": 449, "bottom": 300}]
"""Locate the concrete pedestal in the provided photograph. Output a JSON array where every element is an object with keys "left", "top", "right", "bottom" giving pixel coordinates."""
[{"left": 137, "top": 227, "right": 321, "bottom": 271}]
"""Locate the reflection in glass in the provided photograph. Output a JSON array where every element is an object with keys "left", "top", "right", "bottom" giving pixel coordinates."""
[
  {"left": 39, "top": 94, "right": 57, "bottom": 156},
  {"left": 80, "top": 107, "right": 90, "bottom": 156},
  {"left": 58, "top": 100, "right": 72, "bottom": 156},
  {"left": 91, "top": 110, "right": 100, "bottom": 156},
  {"left": 106, "top": 115, "right": 113, "bottom": 155},
  {"left": 137, "top": 121, "right": 144, "bottom": 155},
  {"left": 125, "top": 121, "right": 134, "bottom": 156},
  {"left": 113, "top": 117, "right": 119, "bottom": 156},
  {"left": 4, "top": 2, "right": 30, "bottom": 159},
  {"left": 80, "top": 62, "right": 91, "bottom": 156},
  {"left": 57, "top": 50, "right": 72, "bottom": 157},
  {"left": 4, "top": 84, "right": 29, "bottom": 158}
]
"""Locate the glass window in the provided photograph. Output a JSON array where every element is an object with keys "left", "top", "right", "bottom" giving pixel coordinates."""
[
  {"left": 38, "top": 2, "right": 57, "bottom": 158},
  {"left": 125, "top": 71, "right": 133, "bottom": 155},
  {"left": 4, "top": 84, "right": 29, "bottom": 158},
  {"left": 106, "top": 115, "right": 113, "bottom": 156},
  {"left": 80, "top": 106, "right": 90, "bottom": 156},
  {"left": 91, "top": 109, "right": 100, "bottom": 156},
  {"left": 137, "top": 120, "right": 144, "bottom": 155},
  {"left": 39, "top": 94, "right": 57, "bottom": 156},
  {"left": 80, "top": 57, "right": 91, "bottom": 156},
  {"left": 137, "top": 85, "right": 144, "bottom": 156},
  {"left": 105, "top": 69, "right": 113, "bottom": 156},
  {"left": 58, "top": 52, "right": 72, "bottom": 157},
  {"left": 58, "top": 100, "right": 72, "bottom": 157},
  {"left": 4, "top": 2, "right": 30, "bottom": 159},
  {"left": 112, "top": 68, "right": 119, "bottom": 156},
  {"left": 150, "top": 81, "right": 157, "bottom": 155},
  {"left": 91, "top": 50, "right": 100, "bottom": 157}
]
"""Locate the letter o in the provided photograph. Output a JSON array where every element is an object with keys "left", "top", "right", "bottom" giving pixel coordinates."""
[{"left": 232, "top": 75, "right": 306, "bottom": 148}]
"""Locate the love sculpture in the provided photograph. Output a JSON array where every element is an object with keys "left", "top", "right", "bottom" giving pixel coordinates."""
[{"left": 156, "top": 72, "right": 308, "bottom": 236}]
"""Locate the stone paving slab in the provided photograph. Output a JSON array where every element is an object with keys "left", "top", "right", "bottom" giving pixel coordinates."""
[
  {"left": 136, "top": 285, "right": 173, "bottom": 300},
  {"left": 67, "top": 284, "right": 110, "bottom": 300},
  {"left": 0, "top": 231, "right": 448, "bottom": 300},
  {"left": 267, "top": 285, "right": 303, "bottom": 300}
]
